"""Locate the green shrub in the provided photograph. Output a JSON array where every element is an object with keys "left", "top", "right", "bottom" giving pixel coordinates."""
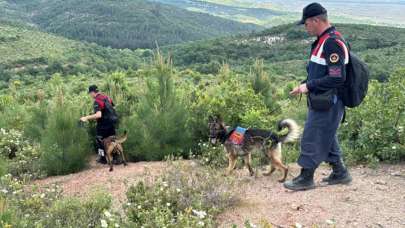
[
  {"left": 23, "top": 100, "right": 48, "bottom": 142},
  {"left": 341, "top": 69, "right": 405, "bottom": 163},
  {"left": 40, "top": 90, "right": 91, "bottom": 176},
  {"left": 0, "top": 128, "right": 43, "bottom": 179},
  {"left": 124, "top": 53, "right": 192, "bottom": 161},
  {"left": 125, "top": 161, "right": 238, "bottom": 227},
  {"left": 41, "top": 192, "right": 114, "bottom": 228},
  {"left": 195, "top": 141, "right": 228, "bottom": 168},
  {"left": 0, "top": 174, "right": 118, "bottom": 228}
]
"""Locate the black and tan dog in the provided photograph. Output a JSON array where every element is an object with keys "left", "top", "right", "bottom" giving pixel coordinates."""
[
  {"left": 208, "top": 116, "right": 300, "bottom": 182},
  {"left": 103, "top": 131, "right": 128, "bottom": 171}
]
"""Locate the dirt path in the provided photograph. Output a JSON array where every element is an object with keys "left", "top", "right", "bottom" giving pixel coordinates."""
[
  {"left": 33, "top": 157, "right": 166, "bottom": 211},
  {"left": 32, "top": 160, "right": 405, "bottom": 227},
  {"left": 217, "top": 163, "right": 405, "bottom": 228}
]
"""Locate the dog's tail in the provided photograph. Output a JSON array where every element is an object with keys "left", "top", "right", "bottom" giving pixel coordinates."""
[
  {"left": 277, "top": 119, "right": 300, "bottom": 144},
  {"left": 115, "top": 130, "right": 128, "bottom": 144}
]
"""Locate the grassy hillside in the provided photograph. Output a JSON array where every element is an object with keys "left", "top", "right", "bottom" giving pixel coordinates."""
[
  {"left": 8, "top": 0, "right": 262, "bottom": 49},
  {"left": 0, "top": 22, "right": 145, "bottom": 88},
  {"left": 167, "top": 24, "right": 405, "bottom": 81}
]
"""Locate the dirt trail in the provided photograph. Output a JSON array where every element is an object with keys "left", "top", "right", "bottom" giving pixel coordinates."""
[
  {"left": 32, "top": 160, "right": 405, "bottom": 227},
  {"left": 33, "top": 158, "right": 166, "bottom": 211},
  {"left": 217, "top": 163, "right": 405, "bottom": 228}
]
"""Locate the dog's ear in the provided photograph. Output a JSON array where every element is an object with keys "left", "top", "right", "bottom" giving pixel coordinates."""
[{"left": 215, "top": 114, "right": 222, "bottom": 122}]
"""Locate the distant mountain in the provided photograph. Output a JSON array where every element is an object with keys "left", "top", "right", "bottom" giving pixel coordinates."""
[
  {"left": 2, "top": 0, "right": 262, "bottom": 49},
  {"left": 153, "top": 0, "right": 405, "bottom": 27}
]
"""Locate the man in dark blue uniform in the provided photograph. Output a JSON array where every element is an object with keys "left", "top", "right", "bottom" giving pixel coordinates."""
[{"left": 284, "top": 3, "right": 352, "bottom": 191}]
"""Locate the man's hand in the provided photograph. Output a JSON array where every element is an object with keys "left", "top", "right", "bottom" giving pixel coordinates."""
[
  {"left": 80, "top": 116, "right": 88, "bottom": 122},
  {"left": 290, "top": 83, "right": 309, "bottom": 96}
]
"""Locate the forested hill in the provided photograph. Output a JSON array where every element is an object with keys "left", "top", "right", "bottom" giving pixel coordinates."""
[
  {"left": 0, "top": 22, "right": 145, "bottom": 89},
  {"left": 167, "top": 23, "right": 405, "bottom": 81},
  {"left": 3, "top": 0, "right": 262, "bottom": 49}
]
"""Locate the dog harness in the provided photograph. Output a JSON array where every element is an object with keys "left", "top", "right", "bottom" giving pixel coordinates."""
[{"left": 229, "top": 127, "right": 247, "bottom": 145}]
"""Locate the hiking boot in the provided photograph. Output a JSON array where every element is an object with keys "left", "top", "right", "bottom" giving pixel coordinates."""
[
  {"left": 284, "top": 168, "right": 316, "bottom": 191},
  {"left": 322, "top": 160, "right": 352, "bottom": 185}
]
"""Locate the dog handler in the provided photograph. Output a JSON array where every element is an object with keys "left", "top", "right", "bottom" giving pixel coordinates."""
[
  {"left": 285, "top": 2, "right": 352, "bottom": 190},
  {"left": 80, "top": 85, "right": 116, "bottom": 164}
]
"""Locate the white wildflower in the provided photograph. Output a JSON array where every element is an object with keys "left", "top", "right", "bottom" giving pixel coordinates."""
[
  {"left": 162, "top": 182, "right": 168, "bottom": 187},
  {"left": 40, "top": 193, "right": 46, "bottom": 198},
  {"left": 137, "top": 205, "right": 141, "bottom": 209},
  {"left": 1, "top": 189, "right": 8, "bottom": 194},
  {"left": 192, "top": 209, "right": 207, "bottom": 219},
  {"left": 198, "top": 221, "right": 205, "bottom": 226},
  {"left": 115, "top": 223, "right": 120, "bottom": 228},
  {"left": 166, "top": 203, "right": 171, "bottom": 207},
  {"left": 104, "top": 211, "right": 112, "bottom": 218},
  {"left": 392, "top": 146, "right": 397, "bottom": 149},
  {"left": 176, "top": 188, "right": 181, "bottom": 192},
  {"left": 100, "top": 219, "right": 108, "bottom": 228}
]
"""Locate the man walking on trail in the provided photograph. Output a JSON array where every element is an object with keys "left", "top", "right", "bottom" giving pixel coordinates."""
[
  {"left": 285, "top": 2, "right": 352, "bottom": 190},
  {"left": 80, "top": 85, "right": 117, "bottom": 164}
]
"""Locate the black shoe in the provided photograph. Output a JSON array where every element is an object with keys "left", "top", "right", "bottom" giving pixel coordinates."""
[
  {"left": 284, "top": 168, "right": 316, "bottom": 191},
  {"left": 322, "top": 160, "right": 352, "bottom": 185}
]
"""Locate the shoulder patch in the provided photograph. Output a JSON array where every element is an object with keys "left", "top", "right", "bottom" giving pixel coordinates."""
[{"left": 330, "top": 53, "right": 340, "bottom": 63}]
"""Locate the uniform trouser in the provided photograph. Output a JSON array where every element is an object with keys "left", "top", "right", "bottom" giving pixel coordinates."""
[
  {"left": 95, "top": 126, "right": 116, "bottom": 155},
  {"left": 298, "top": 99, "right": 345, "bottom": 169}
]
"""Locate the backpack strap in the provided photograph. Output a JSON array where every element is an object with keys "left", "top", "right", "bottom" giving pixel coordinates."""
[{"left": 95, "top": 94, "right": 113, "bottom": 110}]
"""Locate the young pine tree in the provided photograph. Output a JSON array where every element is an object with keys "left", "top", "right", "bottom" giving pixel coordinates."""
[
  {"left": 125, "top": 52, "right": 191, "bottom": 161},
  {"left": 40, "top": 88, "right": 91, "bottom": 176}
]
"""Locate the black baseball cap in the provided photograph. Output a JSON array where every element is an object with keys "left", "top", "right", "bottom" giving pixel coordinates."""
[
  {"left": 298, "top": 2, "right": 327, "bottom": 25},
  {"left": 88, "top": 85, "right": 98, "bottom": 93}
]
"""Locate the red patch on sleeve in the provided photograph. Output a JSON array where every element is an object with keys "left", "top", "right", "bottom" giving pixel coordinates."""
[{"left": 329, "top": 66, "right": 342, "bottom": 77}]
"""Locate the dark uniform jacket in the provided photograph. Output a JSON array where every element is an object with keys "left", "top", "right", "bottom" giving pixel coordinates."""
[
  {"left": 94, "top": 93, "right": 116, "bottom": 137},
  {"left": 297, "top": 26, "right": 349, "bottom": 169},
  {"left": 306, "top": 26, "right": 349, "bottom": 94}
]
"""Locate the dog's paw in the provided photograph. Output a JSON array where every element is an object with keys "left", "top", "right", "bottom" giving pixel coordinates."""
[
  {"left": 123, "top": 163, "right": 128, "bottom": 166},
  {"left": 109, "top": 168, "right": 113, "bottom": 172}
]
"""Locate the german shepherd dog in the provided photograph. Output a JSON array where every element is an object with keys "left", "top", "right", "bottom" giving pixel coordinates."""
[
  {"left": 208, "top": 116, "right": 300, "bottom": 182},
  {"left": 103, "top": 131, "right": 128, "bottom": 171}
]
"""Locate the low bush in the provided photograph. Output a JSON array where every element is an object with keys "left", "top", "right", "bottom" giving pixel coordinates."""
[
  {"left": 0, "top": 174, "right": 117, "bottom": 228},
  {"left": 341, "top": 69, "right": 405, "bottom": 164},
  {"left": 125, "top": 161, "right": 239, "bottom": 227},
  {"left": 0, "top": 128, "right": 43, "bottom": 179}
]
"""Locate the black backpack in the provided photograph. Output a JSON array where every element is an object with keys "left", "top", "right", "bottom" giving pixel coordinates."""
[
  {"left": 102, "top": 98, "right": 119, "bottom": 125},
  {"left": 338, "top": 52, "right": 370, "bottom": 108},
  {"left": 329, "top": 32, "right": 370, "bottom": 108}
]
